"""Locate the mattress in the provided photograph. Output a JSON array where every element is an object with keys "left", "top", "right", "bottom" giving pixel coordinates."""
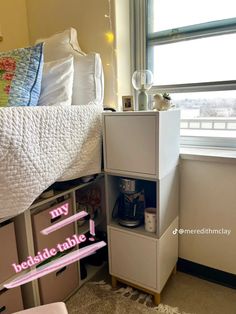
[{"left": 0, "top": 103, "right": 102, "bottom": 218}]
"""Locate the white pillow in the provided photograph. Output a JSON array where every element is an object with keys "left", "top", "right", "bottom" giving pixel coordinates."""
[
  {"left": 71, "top": 52, "right": 104, "bottom": 105},
  {"left": 38, "top": 55, "right": 74, "bottom": 106},
  {"left": 36, "top": 28, "right": 104, "bottom": 106},
  {"left": 36, "top": 28, "right": 85, "bottom": 61}
]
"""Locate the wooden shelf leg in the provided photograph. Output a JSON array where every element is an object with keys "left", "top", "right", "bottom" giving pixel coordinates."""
[
  {"left": 172, "top": 264, "right": 177, "bottom": 276},
  {"left": 111, "top": 276, "right": 117, "bottom": 289},
  {"left": 154, "top": 292, "right": 161, "bottom": 305}
]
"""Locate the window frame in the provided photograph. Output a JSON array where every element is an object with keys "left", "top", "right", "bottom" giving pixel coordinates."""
[{"left": 131, "top": 0, "right": 236, "bottom": 148}]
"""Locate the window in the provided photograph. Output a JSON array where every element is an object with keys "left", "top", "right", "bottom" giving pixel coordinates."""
[{"left": 132, "top": 0, "right": 236, "bottom": 147}]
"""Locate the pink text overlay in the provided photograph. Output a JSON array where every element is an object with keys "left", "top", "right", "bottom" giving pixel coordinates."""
[
  {"left": 12, "top": 233, "right": 87, "bottom": 273},
  {"left": 6, "top": 201, "right": 104, "bottom": 289},
  {"left": 5, "top": 241, "right": 106, "bottom": 289},
  {"left": 41, "top": 210, "right": 88, "bottom": 235},
  {"left": 49, "top": 202, "right": 69, "bottom": 219}
]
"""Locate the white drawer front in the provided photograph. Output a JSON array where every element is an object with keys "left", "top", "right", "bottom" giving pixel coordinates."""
[
  {"left": 109, "top": 227, "right": 157, "bottom": 289},
  {"left": 105, "top": 115, "right": 156, "bottom": 175}
]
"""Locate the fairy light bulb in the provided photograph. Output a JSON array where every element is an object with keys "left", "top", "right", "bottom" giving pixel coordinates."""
[{"left": 105, "top": 31, "right": 114, "bottom": 43}]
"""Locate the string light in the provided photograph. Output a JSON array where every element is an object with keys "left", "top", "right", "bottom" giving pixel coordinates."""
[
  {"left": 105, "top": 31, "right": 114, "bottom": 44},
  {"left": 104, "top": 0, "right": 117, "bottom": 108},
  {"left": 105, "top": 0, "right": 114, "bottom": 43}
]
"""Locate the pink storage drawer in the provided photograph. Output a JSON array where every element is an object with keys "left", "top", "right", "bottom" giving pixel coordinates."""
[
  {"left": 0, "top": 287, "right": 23, "bottom": 313},
  {"left": 0, "top": 222, "right": 19, "bottom": 283},
  {"left": 32, "top": 199, "right": 75, "bottom": 252},
  {"left": 39, "top": 263, "right": 78, "bottom": 304}
]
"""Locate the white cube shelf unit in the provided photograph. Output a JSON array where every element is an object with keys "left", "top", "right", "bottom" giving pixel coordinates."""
[
  {"left": 103, "top": 110, "right": 180, "bottom": 304},
  {"left": 4, "top": 174, "right": 106, "bottom": 309}
]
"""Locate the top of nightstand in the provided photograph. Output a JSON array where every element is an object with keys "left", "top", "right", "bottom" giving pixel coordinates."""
[{"left": 102, "top": 109, "right": 180, "bottom": 116}]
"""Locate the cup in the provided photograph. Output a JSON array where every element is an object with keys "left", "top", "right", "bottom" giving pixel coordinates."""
[{"left": 145, "top": 208, "right": 156, "bottom": 233}]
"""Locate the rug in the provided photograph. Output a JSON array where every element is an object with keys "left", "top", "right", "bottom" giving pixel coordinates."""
[{"left": 66, "top": 281, "right": 192, "bottom": 314}]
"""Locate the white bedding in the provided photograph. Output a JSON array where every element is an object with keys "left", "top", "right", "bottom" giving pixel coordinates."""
[{"left": 0, "top": 103, "right": 102, "bottom": 218}]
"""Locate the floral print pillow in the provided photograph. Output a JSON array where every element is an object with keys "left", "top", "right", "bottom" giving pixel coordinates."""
[
  {"left": 0, "top": 43, "right": 43, "bottom": 107},
  {"left": 0, "top": 58, "right": 16, "bottom": 104}
]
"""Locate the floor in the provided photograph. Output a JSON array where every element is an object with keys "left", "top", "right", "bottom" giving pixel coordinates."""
[
  {"left": 90, "top": 264, "right": 236, "bottom": 314},
  {"left": 161, "top": 271, "right": 236, "bottom": 314}
]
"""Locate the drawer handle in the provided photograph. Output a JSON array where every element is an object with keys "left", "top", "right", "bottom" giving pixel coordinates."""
[
  {"left": 0, "top": 306, "right": 6, "bottom": 312},
  {"left": 0, "top": 289, "right": 7, "bottom": 296},
  {"left": 50, "top": 215, "right": 62, "bottom": 224},
  {"left": 56, "top": 266, "right": 67, "bottom": 276}
]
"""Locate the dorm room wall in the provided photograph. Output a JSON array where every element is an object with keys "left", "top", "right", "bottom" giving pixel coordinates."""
[
  {"left": 0, "top": 0, "right": 29, "bottom": 51},
  {"left": 25, "top": 0, "right": 125, "bottom": 108},
  {"left": 180, "top": 158, "right": 236, "bottom": 275}
]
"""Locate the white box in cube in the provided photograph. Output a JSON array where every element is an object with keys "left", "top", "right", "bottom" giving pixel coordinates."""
[{"left": 103, "top": 110, "right": 180, "bottom": 179}]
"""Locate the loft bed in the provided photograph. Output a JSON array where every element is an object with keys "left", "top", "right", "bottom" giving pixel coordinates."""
[{"left": 0, "top": 28, "right": 104, "bottom": 218}]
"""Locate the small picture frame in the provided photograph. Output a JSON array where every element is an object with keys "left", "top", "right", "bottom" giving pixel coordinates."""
[{"left": 122, "top": 96, "right": 134, "bottom": 111}]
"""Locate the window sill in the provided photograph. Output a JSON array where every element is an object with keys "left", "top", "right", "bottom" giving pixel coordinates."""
[{"left": 180, "top": 146, "right": 236, "bottom": 163}]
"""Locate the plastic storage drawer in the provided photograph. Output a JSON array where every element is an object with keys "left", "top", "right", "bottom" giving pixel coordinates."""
[
  {"left": 38, "top": 263, "right": 78, "bottom": 304},
  {"left": 32, "top": 199, "right": 74, "bottom": 252},
  {"left": 0, "top": 222, "right": 19, "bottom": 283},
  {"left": 0, "top": 287, "right": 23, "bottom": 313}
]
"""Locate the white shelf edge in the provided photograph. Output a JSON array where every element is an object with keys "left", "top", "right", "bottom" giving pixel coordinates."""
[
  {"left": 105, "top": 170, "right": 158, "bottom": 181},
  {"left": 109, "top": 221, "right": 158, "bottom": 240}
]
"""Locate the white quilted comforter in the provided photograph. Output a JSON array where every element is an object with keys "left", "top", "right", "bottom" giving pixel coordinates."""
[{"left": 0, "top": 103, "right": 102, "bottom": 218}]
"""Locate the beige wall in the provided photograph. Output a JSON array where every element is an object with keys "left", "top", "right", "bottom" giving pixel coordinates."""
[
  {"left": 180, "top": 158, "right": 236, "bottom": 274},
  {"left": 0, "top": 0, "right": 29, "bottom": 51},
  {"left": 115, "top": 0, "right": 132, "bottom": 110},
  {"left": 25, "top": 0, "right": 119, "bottom": 107},
  {"left": 0, "top": 0, "right": 131, "bottom": 107}
]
